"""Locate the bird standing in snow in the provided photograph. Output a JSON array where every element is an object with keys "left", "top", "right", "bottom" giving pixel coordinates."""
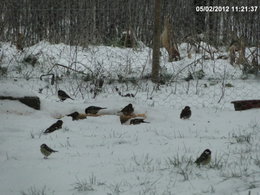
[
  {"left": 40, "top": 144, "right": 58, "bottom": 159},
  {"left": 180, "top": 106, "right": 191, "bottom": 119},
  {"left": 130, "top": 118, "right": 149, "bottom": 125},
  {"left": 119, "top": 103, "right": 134, "bottom": 115},
  {"left": 85, "top": 106, "right": 106, "bottom": 115},
  {"left": 44, "top": 120, "right": 63, "bottom": 134},
  {"left": 58, "top": 89, "right": 74, "bottom": 101},
  {"left": 67, "top": 112, "right": 87, "bottom": 120},
  {"left": 195, "top": 149, "right": 211, "bottom": 166}
]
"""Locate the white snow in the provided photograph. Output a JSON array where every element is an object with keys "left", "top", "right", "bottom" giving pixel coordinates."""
[
  {"left": 0, "top": 82, "right": 36, "bottom": 97},
  {"left": 0, "top": 42, "right": 260, "bottom": 195}
]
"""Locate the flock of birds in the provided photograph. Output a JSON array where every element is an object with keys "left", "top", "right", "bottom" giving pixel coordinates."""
[{"left": 40, "top": 90, "right": 211, "bottom": 166}]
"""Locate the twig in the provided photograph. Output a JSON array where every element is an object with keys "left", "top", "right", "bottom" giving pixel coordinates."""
[
  {"left": 218, "top": 66, "right": 227, "bottom": 103},
  {"left": 54, "top": 63, "right": 89, "bottom": 75},
  {"left": 169, "top": 57, "right": 203, "bottom": 82}
]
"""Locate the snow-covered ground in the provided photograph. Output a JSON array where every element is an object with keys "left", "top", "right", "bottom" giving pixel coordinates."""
[
  {"left": 0, "top": 41, "right": 245, "bottom": 80},
  {"left": 0, "top": 42, "right": 260, "bottom": 195}
]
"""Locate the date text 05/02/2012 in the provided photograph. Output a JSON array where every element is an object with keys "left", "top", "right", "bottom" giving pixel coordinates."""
[{"left": 195, "top": 6, "right": 258, "bottom": 12}]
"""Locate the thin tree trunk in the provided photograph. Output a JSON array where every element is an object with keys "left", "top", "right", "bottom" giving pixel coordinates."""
[{"left": 151, "top": 0, "right": 161, "bottom": 83}]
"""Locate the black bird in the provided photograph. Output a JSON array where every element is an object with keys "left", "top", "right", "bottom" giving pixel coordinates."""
[
  {"left": 119, "top": 103, "right": 134, "bottom": 115},
  {"left": 130, "top": 118, "right": 149, "bottom": 125},
  {"left": 67, "top": 112, "right": 79, "bottom": 120},
  {"left": 40, "top": 144, "right": 58, "bottom": 159},
  {"left": 44, "top": 120, "right": 63, "bottom": 134},
  {"left": 85, "top": 106, "right": 107, "bottom": 114},
  {"left": 67, "top": 112, "right": 86, "bottom": 120},
  {"left": 58, "top": 90, "right": 74, "bottom": 101},
  {"left": 180, "top": 106, "right": 191, "bottom": 119},
  {"left": 195, "top": 149, "right": 211, "bottom": 166}
]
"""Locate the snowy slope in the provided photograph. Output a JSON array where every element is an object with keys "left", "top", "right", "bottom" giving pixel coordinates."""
[
  {"left": 0, "top": 41, "right": 244, "bottom": 80},
  {"left": 0, "top": 42, "right": 260, "bottom": 195}
]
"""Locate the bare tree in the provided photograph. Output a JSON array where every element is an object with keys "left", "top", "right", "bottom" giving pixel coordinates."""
[{"left": 0, "top": 0, "right": 259, "bottom": 48}]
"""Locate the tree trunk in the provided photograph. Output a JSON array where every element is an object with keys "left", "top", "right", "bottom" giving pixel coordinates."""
[
  {"left": 151, "top": 0, "right": 161, "bottom": 83},
  {"left": 193, "top": 0, "right": 206, "bottom": 34}
]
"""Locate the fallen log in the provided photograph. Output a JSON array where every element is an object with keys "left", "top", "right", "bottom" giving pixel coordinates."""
[
  {"left": 56, "top": 112, "right": 146, "bottom": 120},
  {"left": 231, "top": 100, "right": 260, "bottom": 111},
  {"left": 120, "top": 113, "right": 147, "bottom": 124},
  {"left": 0, "top": 96, "right": 40, "bottom": 110}
]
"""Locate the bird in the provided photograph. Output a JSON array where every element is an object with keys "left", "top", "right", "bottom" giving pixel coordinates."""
[
  {"left": 130, "top": 118, "right": 149, "bottom": 125},
  {"left": 195, "top": 149, "right": 211, "bottom": 166},
  {"left": 85, "top": 106, "right": 107, "bottom": 115},
  {"left": 40, "top": 144, "right": 58, "bottom": 159},
  {"left": 58, "top": 89, "right": 74, "bottom": 101},
  {"left": 67, "top": 112, "right": 87, "bottom": 120},
  {"left": 180, "top": 106, "right": 191, "bottom": 119},
  {"left": 119, "top": 103, "right": 134, "bottom": 115},
  {"left": 44, "top": 120, "right": 63, "bottom": 134}
]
